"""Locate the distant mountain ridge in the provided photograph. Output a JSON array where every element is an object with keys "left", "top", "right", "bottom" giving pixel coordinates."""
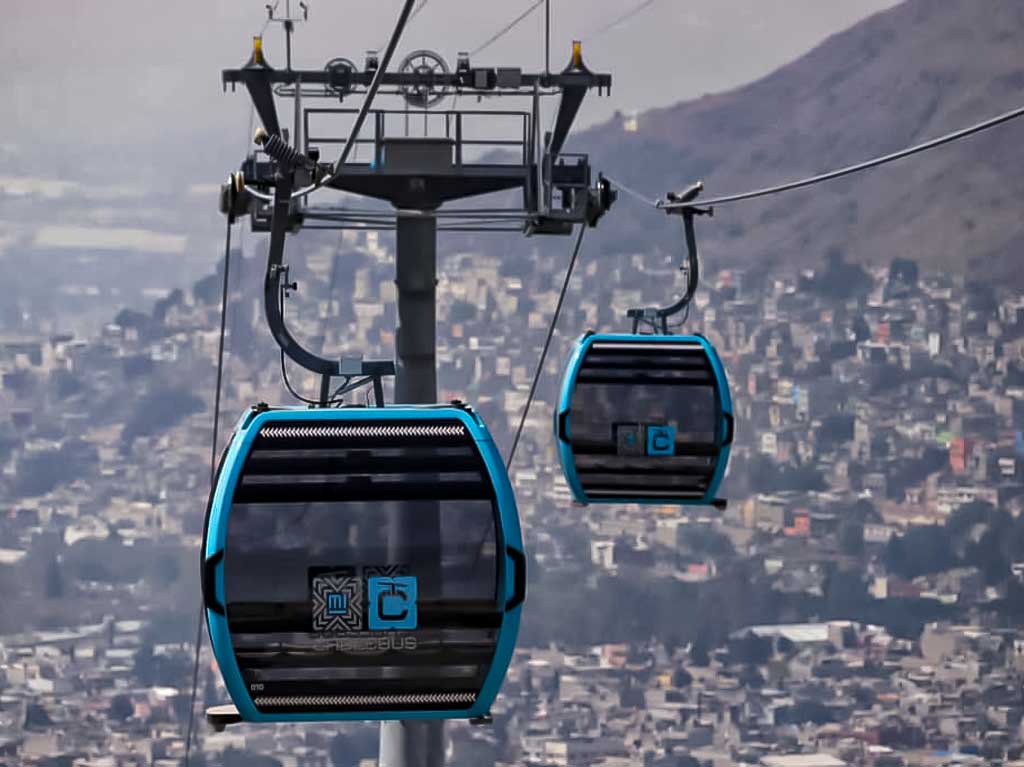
[{"left": 578, "top": 0, "right": 1024, "bottom": 284}]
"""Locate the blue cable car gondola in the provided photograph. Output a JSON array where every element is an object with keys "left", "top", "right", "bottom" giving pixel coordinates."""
[
  {"left": 553, "top": 182, "right": 735, "bottom": 507},
  {"left": 554, "top": 333, "right": 734, "bottom": 506},
  {"left": 201, "top": 404, "right": 525, "bottom": 722}
]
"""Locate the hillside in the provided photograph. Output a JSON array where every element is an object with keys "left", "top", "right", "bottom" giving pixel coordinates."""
[{"left": 578, "top": 0, "right": 1024, "bottom": 283}]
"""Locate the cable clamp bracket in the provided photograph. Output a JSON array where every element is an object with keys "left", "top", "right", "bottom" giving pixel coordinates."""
[{"left": 271, "top": 264, "right": 298, "bottom": 296}]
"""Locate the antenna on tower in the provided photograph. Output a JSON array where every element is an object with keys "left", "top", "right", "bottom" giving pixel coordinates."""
[{"left": 264, "top": 0, "right": 309, "bottom": 70}]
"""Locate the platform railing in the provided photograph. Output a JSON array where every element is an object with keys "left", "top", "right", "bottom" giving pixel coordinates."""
[{"left": 304, "top": 108, "right": 531, "bottom": 168}]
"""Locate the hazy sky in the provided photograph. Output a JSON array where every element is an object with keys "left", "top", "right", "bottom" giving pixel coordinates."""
[{"left": 3, "top": 0, "right": 901, "bottom": 169}]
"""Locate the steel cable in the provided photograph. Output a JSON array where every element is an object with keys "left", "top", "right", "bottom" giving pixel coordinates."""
[
  {"left": 470, "top": 0, "right": 545, "bottom": 56},
  {"left": 183, "top": 215, "right": 234, "bottom": 767},
  {"left": 506, "top": 224, "right": 586, "bottom": 471},
  {"left": 657, "top": 103, "right": 1024, "bottom": 209}
]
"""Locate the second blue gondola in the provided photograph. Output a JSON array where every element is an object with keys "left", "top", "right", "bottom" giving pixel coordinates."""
[
  {"left": 554, "top": 333, "right": 734, "bottom": 506},
  {"left": 201, "top": 404, "right": 525, "bottom": 722}
]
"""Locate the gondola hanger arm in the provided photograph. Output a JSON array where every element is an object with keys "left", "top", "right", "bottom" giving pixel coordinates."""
[
  {"left": 263, "top": 164, "right": 394, "bottom": 406},
  {"left": 627, "top": 181, "right": 712, "bottom": 334}
]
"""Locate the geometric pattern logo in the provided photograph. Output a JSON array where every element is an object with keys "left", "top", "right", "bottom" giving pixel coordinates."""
[
  {"left": 368, "top": 576, "right": 418, "bottom": 631},
  {"left": 646, "top": 424, "right": 676, "bottom": 456},
  {"left": 312, "top": 574, "right": 363, "bottom": 633},
  {"left": 364, "top": 564, "right": 410, "bottom": 580},
  {"left": 615, "top": 423, "right": 644, "bottom": 456}
]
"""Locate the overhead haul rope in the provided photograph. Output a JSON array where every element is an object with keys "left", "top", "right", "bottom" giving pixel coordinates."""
[
  {"left": 296, "top": 0, "right": 414, "bottom": 195},
  {"left": 601, "top": 173, "right": 658, "bottom": 208},
  {"left": 585, "top": 0, "right": 660, "bottom": 40},
  {"left": 183, "top": 216, "right": 234, "bottom": 767},
  {"left": 470, "top": 0, "right": 545, "bottom": 56},
  {"left": 453, "top": 0, "right": 560, "bottom": 112},
  {"left": 376, "top": 0, "right": 430, "bottom": 53},
  {"left": 506, "top": 225, "right": 586, "bottom": 471},
  {"left": 648, "top": 103, "right": 1024, "bottom": 210},
  {"left": 471, "top": 0, "right": 658, "bottom": 61}
]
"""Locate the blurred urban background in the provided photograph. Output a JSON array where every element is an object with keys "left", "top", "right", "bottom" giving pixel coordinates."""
[{"left": 3, "top": 1, "right": 1024, "bottom": 766}]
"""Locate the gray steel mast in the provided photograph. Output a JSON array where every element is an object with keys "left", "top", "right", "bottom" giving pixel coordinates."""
[{"left": 382, "top": 212, "right": 442, "bottom": 767}]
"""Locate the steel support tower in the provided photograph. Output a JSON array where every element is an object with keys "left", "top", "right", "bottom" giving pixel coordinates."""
[{"left": 213, "top": 26, "right": 614, "bottom": 767}]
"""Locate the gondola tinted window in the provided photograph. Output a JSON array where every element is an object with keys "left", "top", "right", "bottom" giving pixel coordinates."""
[{"left": 570, "top": 380, "right": 717, "bottom": 448}]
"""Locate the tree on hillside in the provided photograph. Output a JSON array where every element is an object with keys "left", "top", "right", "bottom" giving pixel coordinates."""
[
  {"left": 45, "top": 555, "right": 64, "bottom": 599},
  {"left": 824, "top": 568, "right": 869, "bottom": 616},
  {"left": 811, "top": 248, "right": 872, "bottom": 301},
  {"left": 679, "top": 526, "right": 735, "bottom": 558},
  {"left": 121, "top": 386, "right": 205, "bottom": 448},
  {"left": 945, "top": 501, "right": 997, "bottom": 539},
  {"left": 839, "top": 523, "right": 865, "bottom": 557},
  {"left": 109, "top": 694, "right": 134, "bottom": 721},
  {"left": 133, "top": 641, "right": 155, "bottom": 687},
  {"left": 52, "top": 369, "right": 86, "bottom": 399},
  {"left": 114, "top": 308, "right": 152, "bottom": 332},
  {"left": 672, "top": 667, "right": 693, "bottom": 688},
  {"left": 329, "top": 729, "right": 378, "bottom": 767},
  {"left": 689, "top": 637, "right": 711, "bottom": 667},
  {"left": 738, "top": 664, "right": 765, "bottom": 689},
  {"left": 13, "top": 439, "right": 98, "bottom": 498},
  {"left": 729, "top": 632, "right": 772, "bottom": 666},
  {"left": 24, "top": 703, "right": 53, "bottom": 729},
  {"left": 884, "top": 525, "right": 957, "bottom": 580},
  {"left": 152, "top": 289, "right": 184, "bottom": 324},
  {"left": 223, "top": 748, "right": 281, "bottom": 767},
  {"left": 965, "top": 527, "right": 1011, "bottom": 586},
  {"left": 888, "top": 258, "right": 919, "bottom": 288},
  {"left": 192, "top": 273, "right": 222, "bottom": 305}
]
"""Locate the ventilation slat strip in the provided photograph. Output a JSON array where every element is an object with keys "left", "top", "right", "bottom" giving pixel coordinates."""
[
  {"left": 228, "top": 603, "right": 503, "bottom": 633},
  {"left": 581, "top": 357, "right": 710, "bottom": 370},
  {"left": 253, "top": 678, "right": 480, "bottom": 697},
  {"left": 260, "top": 424, "right": 468, "bottom": 439},
  {"left": 236, "top": 650, "right": 495, "bottom": 670},
  {"left": 576, "top": 465, "right": 715, "bottom": 478},
  {"left": 255, "top": 692, "right": 477, "bottom": 708},
  {"left": 576, "top": 374, "right": 715, "bottom": 386},
  {"left": 580, "top": 473, "right": 710, "bottom": 488},
  {"left": 589, "top": 342, "right": 705, "bottom": 353},
  {"left": 243, "top": 454, "right": 484, "bottom": 476},
  {"left": 233, "top": 480, "right": 492, "bottom": 504},
  {"left": 586, "top": 488, "right": 707, "bottom": 498},
  {"left": 571, "top": 442, "right": 721, "bottom": 457}
]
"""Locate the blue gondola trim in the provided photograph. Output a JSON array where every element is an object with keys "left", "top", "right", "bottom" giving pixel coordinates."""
[
  {"left": 703, "top": 336, "right": 734, "bottom": 502},
  {"left": 204, "top": 405, "right": 523, "bottom": 722}
]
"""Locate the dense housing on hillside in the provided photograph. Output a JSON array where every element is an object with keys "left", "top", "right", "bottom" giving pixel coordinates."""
[{"left": 2, "top": 222, "right": 1024, "bottom": 764}]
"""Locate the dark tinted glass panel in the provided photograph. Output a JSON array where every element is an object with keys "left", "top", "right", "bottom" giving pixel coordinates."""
[
  {"left": 222, "top": 420, "right": 500, "bottom": 713},
  {"left": 569, "top": 382, "right": 717, "bottom": 448},
  {"left": 567, "top": 342, "right": 722, "bottom": 499}
]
